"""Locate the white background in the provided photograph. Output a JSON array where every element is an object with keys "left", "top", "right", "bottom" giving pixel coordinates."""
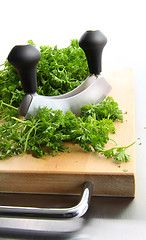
[{"left": 0, "top": 0, "right": 145, "bottom": 71}]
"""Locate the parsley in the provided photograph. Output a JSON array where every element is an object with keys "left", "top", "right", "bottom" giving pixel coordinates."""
[
  {"left": 80, "top": 96, "right": 123, "bottom": 122},
  {"left": 123, "top": 169, "right": 128, "bottom": 172},
  {"left": 0, "top": 99, "right": 134, "bottom": 162},
  {"left": 0, "top": 40, "right": 134, "bottom": 162},
  {"left": 0, "top": 39, "right": 89, "bottom": 106}
]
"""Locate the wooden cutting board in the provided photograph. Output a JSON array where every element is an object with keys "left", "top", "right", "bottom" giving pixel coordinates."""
[{"left": 0, "top": 68, "right": 136, "bottom": 197}]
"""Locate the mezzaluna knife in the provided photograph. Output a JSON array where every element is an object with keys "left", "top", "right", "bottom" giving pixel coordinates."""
[{"left": 8, "top": 30, "right": 111, "bottom": 118}]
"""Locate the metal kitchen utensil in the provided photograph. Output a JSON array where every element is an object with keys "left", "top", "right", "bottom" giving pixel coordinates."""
[
  {"left": 8, "top": 30, "right": 111, "bottom": 118},
  {"left": 0, "top": 182, "right": 93, "bottom": 219}
]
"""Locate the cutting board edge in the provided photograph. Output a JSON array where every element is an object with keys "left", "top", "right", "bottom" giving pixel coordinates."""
[
  {"left": 0, "top": 171, "right": 135, "bottom": 197},
  {"left": 0, "top": 169, "right": 136, "bottom": 176}
]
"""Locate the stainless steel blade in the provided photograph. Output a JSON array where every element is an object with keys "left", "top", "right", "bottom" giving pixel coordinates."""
[{"left": 25, "top": 75, "right": 111, "bottom": 118}]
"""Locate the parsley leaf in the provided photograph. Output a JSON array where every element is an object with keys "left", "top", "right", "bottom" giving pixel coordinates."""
[{"left": 81, "top": 96, "right": 123, "bottom": 122}]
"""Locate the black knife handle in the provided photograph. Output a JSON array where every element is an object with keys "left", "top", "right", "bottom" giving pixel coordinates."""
[
  {"left": 79, "top": 30, "right": 107, "bottom": 75},
  {"left": 8, "top": 44, "right": 41, "bottom": 94}
]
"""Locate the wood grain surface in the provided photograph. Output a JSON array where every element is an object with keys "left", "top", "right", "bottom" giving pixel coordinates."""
[{"left": 0, "top": 68, "right": 136, "bottom": 197}]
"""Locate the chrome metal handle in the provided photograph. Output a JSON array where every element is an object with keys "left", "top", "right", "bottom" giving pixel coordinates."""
[{"left": 0, "top": 182, "right": 93, "bottom": 219}]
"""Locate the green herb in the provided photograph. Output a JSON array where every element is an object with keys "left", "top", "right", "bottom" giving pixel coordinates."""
[
  {"left": 0, "top": 99, "right": 134, "bottom": 162},
  {"left": 80, "top": 96, "right": 123, "bottom": 122},
  {"left": 0, "top": 39, "right": 89, "bottom": 106},
  {"left": 0, "top": 40, "right": 134, "bottom": 162},
  {"left": 102, "top": 142, "right": 135, "bottom": 162}
]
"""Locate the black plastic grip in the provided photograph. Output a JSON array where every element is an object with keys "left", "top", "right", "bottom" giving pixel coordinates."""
[
  {"left": 79, "top": 30, "right": 107, "bottom": 75},
  {"left": 8, "top": 44, "right": 41, "bottom": 94}
]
